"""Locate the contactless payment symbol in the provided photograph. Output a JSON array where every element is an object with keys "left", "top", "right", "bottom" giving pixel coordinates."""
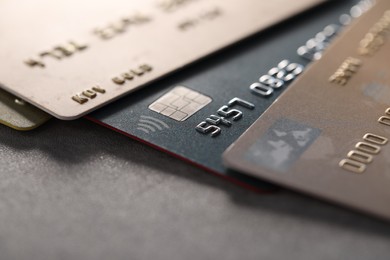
[{"left": 136, "top": 115, "right": 170, "bottom": 134}]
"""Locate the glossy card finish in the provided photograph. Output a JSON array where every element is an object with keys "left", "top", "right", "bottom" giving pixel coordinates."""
[
  {"left": 0, "top": 0, "right": 322, "bottom": 119},
  {"left": 90, "top": 1, "right": 366, "bottom": 192},
  {"left": 224, "top": 0, "right": 390, "bottom": 218}
]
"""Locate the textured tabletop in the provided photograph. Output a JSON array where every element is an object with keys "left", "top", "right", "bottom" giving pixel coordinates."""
[{"left": 0, "top": 119, "right": 389, "bottom": 260}]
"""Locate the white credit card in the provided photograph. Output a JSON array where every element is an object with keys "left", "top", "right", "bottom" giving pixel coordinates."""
[{"left": 0, "top": 0, "right": 323, "bottom": 119}]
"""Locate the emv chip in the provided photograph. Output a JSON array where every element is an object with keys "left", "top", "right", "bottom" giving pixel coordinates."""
[{"left": 149, "top": 86, "right": 212, "bottom": 121}]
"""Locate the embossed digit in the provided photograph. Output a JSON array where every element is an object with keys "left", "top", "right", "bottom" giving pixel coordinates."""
[
  {"left": 339, "top": 159, "right": 366, "bottom": 173},
  {"left": 196, "top": 122, "right": 221, "bottom": 137}
]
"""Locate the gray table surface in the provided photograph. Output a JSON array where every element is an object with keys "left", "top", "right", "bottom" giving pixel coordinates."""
[{"left": 0, "top": 118, "right": 389, "bottom": 260}]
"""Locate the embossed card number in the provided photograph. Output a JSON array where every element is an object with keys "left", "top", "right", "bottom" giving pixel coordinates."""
[{"left": 0, "top": 0, "right": 322, "bottom": 119}]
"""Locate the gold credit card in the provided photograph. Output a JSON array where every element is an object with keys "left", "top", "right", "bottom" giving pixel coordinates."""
[
  {"left": 0, "top": 88, "right": 51, "bottom": 131},
  {"left": 0, "top": 0, "right": 322, "bottom": 120},
  {"left": 223, "top": 0, "right": 390, "bottom": 220}
]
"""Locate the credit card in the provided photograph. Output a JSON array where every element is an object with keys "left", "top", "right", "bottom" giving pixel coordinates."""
[
  {"left": 0, "top": 0, "right": 322, "bottom": 120},
  {"left": 0, "top": 88, "right": 51, "bottom": 131},
  {"left": 90, "top": 1, "right": 370, "bottom": 192},
  {"left": 223, "top": 0, "right": 390, "bottom": 219}
]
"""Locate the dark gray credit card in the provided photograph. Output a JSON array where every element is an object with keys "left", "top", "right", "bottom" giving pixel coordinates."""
[{"left": 89, "top": 1, "right": 371, "bottom": 192}]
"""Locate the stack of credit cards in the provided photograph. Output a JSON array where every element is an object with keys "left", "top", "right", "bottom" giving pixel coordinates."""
[{"left": 1, "top": 0, "right": 388, "bottom": 219}]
